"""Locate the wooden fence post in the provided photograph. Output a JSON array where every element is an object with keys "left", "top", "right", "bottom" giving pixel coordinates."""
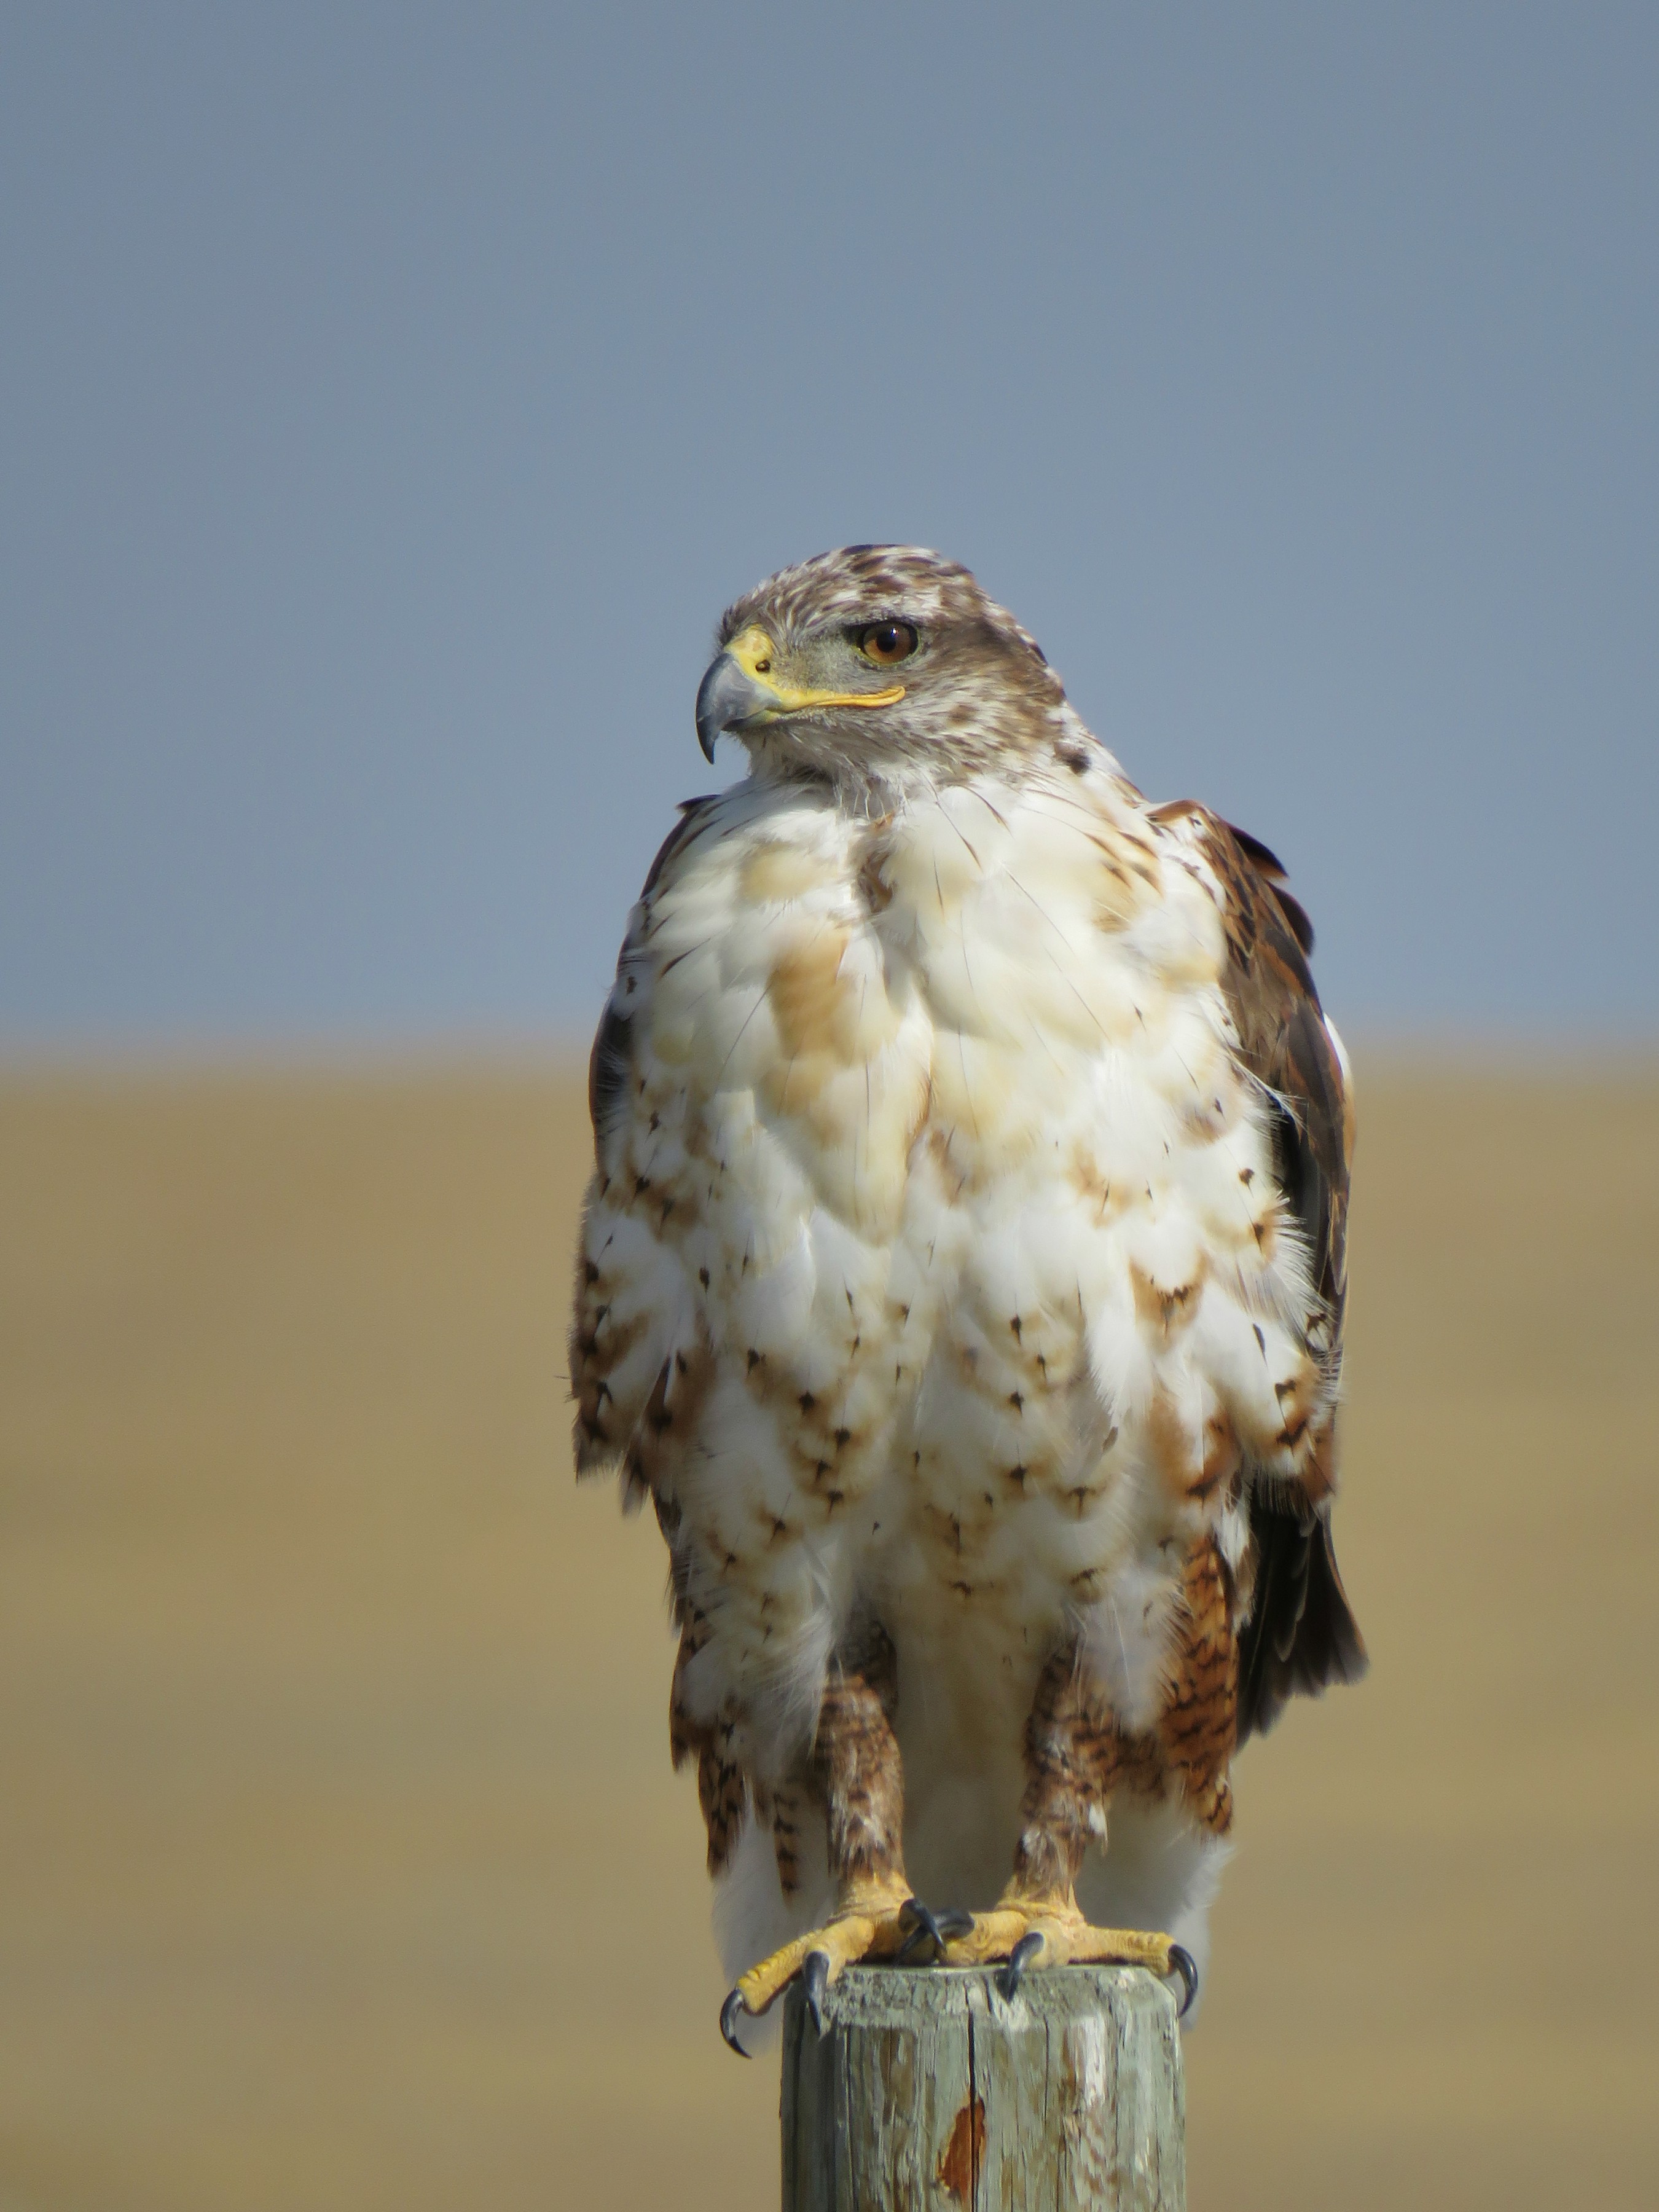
[{"left": 779, "top": 1964, "right": 1185, "bottom": 2210}]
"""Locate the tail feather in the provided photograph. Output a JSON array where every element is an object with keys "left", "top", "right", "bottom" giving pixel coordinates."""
[{"left": 1237, "top": 1499, "right": 1367, "bottom": 1744}]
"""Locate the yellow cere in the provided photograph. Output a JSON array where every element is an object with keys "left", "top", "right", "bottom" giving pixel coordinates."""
[
  {"left": 726, "top": 622, "right": 905, "bottom": 715},
  {"left": 726, "top": 625, "right": 778, "bottom": 681}
]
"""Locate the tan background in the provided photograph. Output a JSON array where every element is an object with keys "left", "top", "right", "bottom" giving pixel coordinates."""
[{"left": 2, "top": 1061, "right": 1655, "bottom": 2210}]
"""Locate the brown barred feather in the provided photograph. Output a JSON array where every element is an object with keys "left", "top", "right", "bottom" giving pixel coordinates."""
[
  {"left": 696, "top": 1717, "right": 749, "bottom": 1877},
  {"left": 1158, "top": 1534, "right": 1239, "bottom": 1835},
  {"left": 1013, "top": 1646, "right": 1113, "bottom": 1896},
  {"left": 810, "top": 1666, "right": 906, "bottom": 1891},
  {"left": 1012, "top": 1529, "right": 1246, "bottom": 1889},
  {"left": 771, "top": 1783, "right": 804, "bottom": 1899}
]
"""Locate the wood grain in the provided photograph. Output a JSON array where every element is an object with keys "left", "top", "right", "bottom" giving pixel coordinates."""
[{"left": 781, "top": 1967, "right": 1183, "bottom": 2211}]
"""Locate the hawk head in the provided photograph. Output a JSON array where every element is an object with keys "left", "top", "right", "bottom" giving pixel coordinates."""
[{"left": 696, "top": 546, "right": 1076, "bottom": 786}]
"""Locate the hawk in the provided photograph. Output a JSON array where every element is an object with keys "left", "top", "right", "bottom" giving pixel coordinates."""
[{"left": 572, "top": 546, "right": 1365, "bottom": 2049}]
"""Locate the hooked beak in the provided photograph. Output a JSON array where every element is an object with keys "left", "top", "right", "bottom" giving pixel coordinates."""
[
  {"left": 694, "top": 624, "right": 906, "bottom": 762},
  {"left": 696, "top": 651, "right": 770, "bottom": 763}
]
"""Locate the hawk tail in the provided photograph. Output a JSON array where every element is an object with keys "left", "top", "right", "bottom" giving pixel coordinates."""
[{"left": 1236, "top": 1500, "right": 1368, "bottom": 1744}]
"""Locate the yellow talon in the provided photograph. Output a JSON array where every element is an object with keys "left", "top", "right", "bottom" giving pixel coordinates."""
[
  {"left": 721, "top": 1881, "right": 916, "bottom": 2053},
  {"left": 939, "top": 1891, "right": 1189, "bottom": 2008},
  {"left": 719, "top": 1885, "right": 1194, "bottom": 2053}
]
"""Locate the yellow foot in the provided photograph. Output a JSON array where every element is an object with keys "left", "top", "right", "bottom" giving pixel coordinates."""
[
  {"left": 941, "top": 1898, "right": 1198, "bottom": 2016},
  {"left": 720, "top": 1885, "right": 936, "bottom": 2056}
]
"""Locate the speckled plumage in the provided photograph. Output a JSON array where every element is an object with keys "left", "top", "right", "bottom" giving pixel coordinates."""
[{"left": 572, "top": 546, "right": 1365, "bottom": 2022}]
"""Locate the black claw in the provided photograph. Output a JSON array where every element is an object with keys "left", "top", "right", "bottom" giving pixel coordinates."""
[
  {"left": 720, "top": 1986, "right": 751, "bottom": 2057},
  {"left": 896, "top": 1916, "right": 937, "bottom": 1964},
  {"left": 896, "top": 1899, "right": 945, "bottom": 1963},
  {"left": 898, "top": 1898, "right": 978, "bottom": 1963},
  {"left": 1167, "top": 1944, "right": 1199, "bottom": 2020},
  {"left": 902, "top": 1893, "right": 982, "bottom": 1964},
  {"left": 997, "top": 1929, "right": 1045, "bottom": 2002},
  {"left": 803, "top": 1950, "right": 830, "bottom": 2034}
]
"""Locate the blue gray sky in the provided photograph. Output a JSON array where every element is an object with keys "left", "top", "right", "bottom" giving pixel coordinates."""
[{"left": 2, "top": 4, "right": 1654, "bottom": 1045}]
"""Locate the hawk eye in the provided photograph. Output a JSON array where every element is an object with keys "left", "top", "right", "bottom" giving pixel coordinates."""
[{"left": 857, "top": 621, "right": 918, "bottom": 667}]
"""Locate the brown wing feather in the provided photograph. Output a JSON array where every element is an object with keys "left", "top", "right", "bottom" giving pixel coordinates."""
[{"left": 1155, "top": 805, "right": 1368, "bottom": 1741}]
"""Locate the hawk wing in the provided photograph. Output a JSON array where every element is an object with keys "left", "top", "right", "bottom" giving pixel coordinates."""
[
  {"left": 573, "top": 796, "right": 722, "bottom": 1504},
  {"left": 1157, "top": 807, "right": 1369, "bottom": 1741}
]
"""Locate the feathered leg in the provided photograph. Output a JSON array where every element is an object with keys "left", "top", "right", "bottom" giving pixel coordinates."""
[
  {"left": 943, "top": 1644, "right": 1196, "bottom": 2012},
  {"left": 720, "top": 1661, "right": 934, "bottom": 2051}
]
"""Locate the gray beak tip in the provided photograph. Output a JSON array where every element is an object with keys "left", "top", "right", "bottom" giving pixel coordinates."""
[{"left": 696, "top": 650, "right": 768, "bottom": 764}]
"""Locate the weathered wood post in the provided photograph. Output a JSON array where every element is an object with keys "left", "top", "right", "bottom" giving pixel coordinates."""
[{"left": 780, "top": 1965, "right": 1185, "bottom": 2210}]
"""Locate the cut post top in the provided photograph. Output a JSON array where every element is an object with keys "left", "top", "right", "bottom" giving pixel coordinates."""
[{"left": 781, "top": 1964, "right": 1186, "bottom": 2211}]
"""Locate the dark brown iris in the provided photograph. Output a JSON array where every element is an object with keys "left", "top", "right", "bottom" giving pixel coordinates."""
[{"left": 857, "top": 620, "right": 918, "bottom": 666}]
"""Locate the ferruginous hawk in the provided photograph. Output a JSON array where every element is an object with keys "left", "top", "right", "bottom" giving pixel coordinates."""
[{"left": 571, "top": 545, "right": 1365, "bottom": 2049}]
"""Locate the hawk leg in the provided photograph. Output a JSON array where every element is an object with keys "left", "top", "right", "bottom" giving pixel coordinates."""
[
  {"left": 941, "top": 1645, "right": 1197, "bottom": 2014},
  {"left": 721, "top": 1663, "right": 936, "bottom": 2053}
]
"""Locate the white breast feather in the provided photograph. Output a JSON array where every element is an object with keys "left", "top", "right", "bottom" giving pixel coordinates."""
[{"left": 579, "top": 761, "right": 1333, "bottom": 1893}]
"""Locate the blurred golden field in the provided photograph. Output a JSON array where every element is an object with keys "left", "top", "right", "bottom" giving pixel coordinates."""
[{"left": 2, "top": 1057, "right": 1655, "bottom": 2211}]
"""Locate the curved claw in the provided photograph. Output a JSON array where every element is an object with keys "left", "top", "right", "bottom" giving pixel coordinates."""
[
  {"left": 802, "top": 1949, "right": 830, "bottom": 2034},
  {"left": 902, "top": 1893, "right": 982, "bottom": 1964},
  {"left": 720, "top": 1986, "right": 751, "bottom": 2058},
  {"left": 997, "top": 1928, "right": 1046, "bottom": 2002},
  {"left": 896, "top": 1897, "right": 971, "bottom": 1963},
  {"left": 1167, "top": 1943, "right": 1199, "bottom": 2020},
  {"left": 902, "top": 1893, "right": 942, "bottom": 1964},
  {"left": 896, "top": 1899, "right": 944, "bottom": 1963}
]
